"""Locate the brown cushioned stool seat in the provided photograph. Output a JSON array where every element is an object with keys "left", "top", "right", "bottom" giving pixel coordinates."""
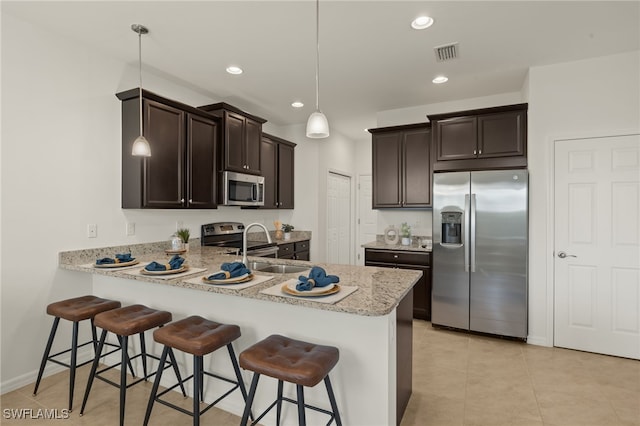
[
  {"left": 239, "top": 334, "right": 342, "bottom": 426},
  {"left": 143, "top": 315, "right": 250, "bottom": 426},
  {"left": 94, "top": 304, "right": 172, "bottom": 336},
  {"left": 33, "top": 295, "right": 121, "bottom": 412},
  {"left": 80, "top": 304, "right": 185, "bottom": 426}
]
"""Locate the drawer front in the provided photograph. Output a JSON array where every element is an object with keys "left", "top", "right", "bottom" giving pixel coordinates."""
[
  {"left": 365, "top": 249, "right": 430, "bottom": 266},
  {"left": 278, "top": 242, "right": 295, "bottom": 255},
  {"left": 294, "top": 240, "right": 309, "bottom": 252}
]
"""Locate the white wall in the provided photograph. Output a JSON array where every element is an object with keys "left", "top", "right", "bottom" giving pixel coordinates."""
[
  {"left": 526, "top": 50, "right": 640, "bottom": 345},
  {"left": 0, "top": 12, "right": 328, "bottom": 391}
]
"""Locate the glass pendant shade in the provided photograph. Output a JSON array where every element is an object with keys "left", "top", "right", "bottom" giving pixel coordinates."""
[
  {"left": 131, "top": 135, "right": 151, "bottom": 156},
  {"left": 306, "top": 110, "right": 330, "bottom": 138}
]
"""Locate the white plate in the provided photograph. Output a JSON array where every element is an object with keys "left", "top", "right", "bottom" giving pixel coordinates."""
[
  {"left": 94, "top": 260, "right": 139, "bottom": 268},
  {"left": 140, "top": 266, "right": 188, "bottom": 276},
  {"left": 202, "top": 273, "right": 252, "bottom": 284},
  {"left": 286, "top": 281, "right": 335, "bottom": 294}
]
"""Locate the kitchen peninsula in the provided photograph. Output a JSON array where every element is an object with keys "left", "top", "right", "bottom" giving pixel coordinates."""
[{"left": 59, "top": 241, "right": 421, "bottom": 425}]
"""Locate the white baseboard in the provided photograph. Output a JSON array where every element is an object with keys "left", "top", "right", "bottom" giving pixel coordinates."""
[
  {"left": 526, "top": 334, "right": 552, "bottom": 347},
  {"left": 1, "top": 347, "right": 94, "bottom": 395}
]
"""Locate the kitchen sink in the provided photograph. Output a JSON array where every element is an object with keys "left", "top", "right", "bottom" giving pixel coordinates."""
[{"left": 247, "top": 261, "right": 310, "bottom": 274}]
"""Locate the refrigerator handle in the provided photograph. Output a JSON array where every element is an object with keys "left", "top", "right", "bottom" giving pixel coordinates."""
[
  {"left": 464, "top": 194, "right": 470, "bottom": 272},
  {"left": 470, "top": 193, "right": 477, "bottom": 273}
]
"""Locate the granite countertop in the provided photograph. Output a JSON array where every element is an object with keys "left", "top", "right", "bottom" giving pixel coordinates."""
[
  {"left": 361, "top": 240, "right": 432, "bottom": 253},
  {"left": 59, "top": 240, "right": 421, "bottom": 317}
]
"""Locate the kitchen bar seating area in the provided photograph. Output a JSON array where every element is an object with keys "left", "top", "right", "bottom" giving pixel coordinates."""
[{"left": 35, "top": 242, "right": 420, "bottom": 425}]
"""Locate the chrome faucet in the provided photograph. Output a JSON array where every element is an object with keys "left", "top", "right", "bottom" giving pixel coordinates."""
[{"left": 242, "top": 222, "right": 272, "bottom": 266}]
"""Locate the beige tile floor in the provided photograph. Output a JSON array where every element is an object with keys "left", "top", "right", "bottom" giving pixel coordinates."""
[{"left": 2, "top": 321, "right": 638, "bottom": 425}]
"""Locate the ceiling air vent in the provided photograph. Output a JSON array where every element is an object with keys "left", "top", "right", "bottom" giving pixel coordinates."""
[{"left": 434, "top": 42, "right": 459, "bottom": 62}]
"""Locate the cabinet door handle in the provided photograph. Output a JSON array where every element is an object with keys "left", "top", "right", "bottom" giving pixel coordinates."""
[
  {"left": 189, "top": 199, "right": 193, "bottom": 203},
  {"left": 473, "top": 149, "right": 477, "bottom": 155},
  {"left": 478, "top": 149, "right": 482, "bottom": 155},
  {"left": 181, "top": 198, "right": 185, "bottom": 204},
  {"left": 393, "top": 254, "right": 398, "bottom": 259}
]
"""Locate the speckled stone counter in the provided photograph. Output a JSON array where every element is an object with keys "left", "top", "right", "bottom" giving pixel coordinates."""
[
  {"left": 59, "top": 239, "right": 418, "bottom": 425},
  {"left": 361, "top": 235, "right": 432, "bottom": 253},
  {"left": 59, "top": 239, "right": 421, "bottom": 317}
]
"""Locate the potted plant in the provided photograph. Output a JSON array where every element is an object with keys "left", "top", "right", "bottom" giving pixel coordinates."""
[
  {"left": 281, "top": 224, "right": 294, "bottom": 241},
  {"left": 176, "top": 227, "right": 190, "bottom": 251},
  {"left": 400, "top": 222, "right": 411, "bottom": 246}
]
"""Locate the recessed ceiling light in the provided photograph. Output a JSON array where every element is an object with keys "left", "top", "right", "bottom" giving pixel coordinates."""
[
  {"left": 226, "top": 66, "right": 243, "bottom": 75},
  {"left": 291, "top": 101, "right": 304, "bottom": 108},
  {"left": 411, "top": 16, "right": 434, "bottom": 30},
  {"left": 432, "top": 76, "right": 448, "bottom": 84}
]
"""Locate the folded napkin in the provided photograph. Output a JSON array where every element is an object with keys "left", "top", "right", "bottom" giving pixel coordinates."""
[
  {"left": 296, "top": 266, "right": 340, "bottom": 291},
  {"left": 144, "top": 254, "right": 185, "bottom": 272},
  {"left": 208, "top": 262, "right": 251, "bottom": 280},
  {"left": 96, "top": 253, "right": 135, "bottom": 265}
]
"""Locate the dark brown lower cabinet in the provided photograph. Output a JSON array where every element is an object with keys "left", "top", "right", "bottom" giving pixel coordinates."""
[
  {"left": 277, "top": 240, "right": 310, "bottom": 261},
  {"left": 364, "top": 248, "right": 431, "bottom": 320}
]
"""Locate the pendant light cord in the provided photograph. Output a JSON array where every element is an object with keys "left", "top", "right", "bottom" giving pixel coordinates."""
[
  {"left": 315, "top": 0, "right": 320, "bottom": 112},
  {"left": 138, "top": 29, "right": 144, "bottom": 136}
]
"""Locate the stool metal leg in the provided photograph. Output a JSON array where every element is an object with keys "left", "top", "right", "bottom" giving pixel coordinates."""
[
  {"left": 296, "top": 385, "right": 306, "bottom": 426},
  {"left": 194, "top": 355, "right": 202, "bottom": 426},
  {"left": 276, "top": 380, "right": 284, "bottom": 426},
  {"left": 90, "top": 318, "right": 98, "bottom": 353},
  {"left": 240, "top": 373, "right": 260, "bottom": 426},
  {"left": 139, "top": 332, "right": 147, "bottom": 380},
  {"left": 166, "top": 348, "right": 187, "bottom": 397},
  {"left": 116, "top": 335, "right": 135, "bottom": 377},
  {"left": 33, "top": 317, "right": 60, "bottom": 396},
  {"left": 227, "top": 344, "right": 253, "bottom": 421},
  {"left": 119, "top": 335, "right": 129, "bottom": 426},
  {"left": 80, "top": 329, "right": 108, "bottom": 416},
  {"left": 68, "top": 321, "right": 79, "bottom": 412},
  {"left": 143, "top": 346, "right": 169, "bottom": 426},
  {"left": 324, "top": 376, "right": 342, "bottom": 426}
]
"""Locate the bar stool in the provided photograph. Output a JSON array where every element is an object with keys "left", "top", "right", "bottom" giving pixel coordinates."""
[
  {"left": 143, "top": 315, "right": 252, "bottom": 426},
  {"left": 33, "top": 295, "right": 121, "bottom": 411},
  {"left": 80, "top": 304, "right": 186, "bottom": 426},
  {"left": 239, "top": 334, "right": 342, "bottom": 426}
]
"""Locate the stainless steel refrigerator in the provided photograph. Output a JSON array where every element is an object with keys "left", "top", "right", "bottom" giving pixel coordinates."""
[{"left": 432, "top": 170, "right": 528, "bottom": 339}]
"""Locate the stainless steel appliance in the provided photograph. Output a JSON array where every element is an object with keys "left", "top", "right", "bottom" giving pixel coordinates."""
[
  {"left": 220, "top": 171, "right": 265, "bottom": 206},
  {"left": 200, "top": 222, "right": 278, "bottom": 257},
  {"left": 432, "top": 170, "right": 528, "bottom": 339}
]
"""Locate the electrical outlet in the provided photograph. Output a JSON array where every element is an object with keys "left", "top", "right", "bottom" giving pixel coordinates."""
[
  {"left": 126, "top": 222, "right": 135, "bottom": 236},
  {"left": 87, "top": 224, "right": 97, "bottom": 238}
]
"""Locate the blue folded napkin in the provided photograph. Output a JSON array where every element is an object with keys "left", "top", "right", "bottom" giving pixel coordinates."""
[
  {"left": 144, "top": 254, "right": 185, "bottom": 272},
  {"left": 208, "top": 262, "right": 251, "bottom": 280},
  {"left": 296, "top": 266, "right": 340, "bottom": 291},
  {"left": 96, "top": 253, "right": 134, "bottom": 265}
]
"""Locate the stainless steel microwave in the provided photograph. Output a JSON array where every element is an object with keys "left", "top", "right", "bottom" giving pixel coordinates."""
[{"left": 220, "top": 171, "right": 265, "bottom": 206}]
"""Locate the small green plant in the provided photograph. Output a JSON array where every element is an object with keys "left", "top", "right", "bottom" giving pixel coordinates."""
[
  {"left": 400, "top": 222, "right": 411, "bottom": 238},
  {"left": 176, "top": 227, "right": 190, "bottom": 243},
  {"left": 281, "top": 224, "right": 295, "bottom": 233}
]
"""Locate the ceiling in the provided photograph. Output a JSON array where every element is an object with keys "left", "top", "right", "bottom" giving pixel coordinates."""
[{"left": 3, "top": 1, "right": 639, "bottom": 141}]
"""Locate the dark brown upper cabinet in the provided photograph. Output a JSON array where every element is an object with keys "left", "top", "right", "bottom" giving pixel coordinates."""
[
  {"left": 117, "top": 88, "right": 219, "bottom": 209},
  {"left": 428, "top": 103, "right": 527, "bottom": 171},
  {"left": 198, "top": 102, "right": 266, "bottom": 175},
  {"left": 260, "top": 133, "right": 296, "bottom": 209},
  {"left": 369, "top": 123, "right": 431, "bottom": 209}
]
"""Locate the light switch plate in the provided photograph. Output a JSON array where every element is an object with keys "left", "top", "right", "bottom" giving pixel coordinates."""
[
  {"left": 87, "top": 224, "right": 97, "bottom": 238},
  {"left": 126, "top": 222, "right": 135, "bottom": 236}
]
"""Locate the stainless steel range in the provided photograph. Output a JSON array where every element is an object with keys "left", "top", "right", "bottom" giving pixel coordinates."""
[{"left": 200, "top": 222, "right": 279, "bottom": 257}]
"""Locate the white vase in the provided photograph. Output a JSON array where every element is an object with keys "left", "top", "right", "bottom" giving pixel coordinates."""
[
  {"left": 184, "top": 242, "right": 189, "bottom": 252},
  {"left": 284, "top": 232, "right": 291, "bottom": 241},
  {"left": 401, "top": 237, "right": 411, "bottom": 246}
]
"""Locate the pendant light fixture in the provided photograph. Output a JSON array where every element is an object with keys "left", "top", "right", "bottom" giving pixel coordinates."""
[
  {"left": 306, "top": 0, "right": 330, "bottom": 138},
  {"left": 131, "top": 24, "right": 151, "bottom": 157}
]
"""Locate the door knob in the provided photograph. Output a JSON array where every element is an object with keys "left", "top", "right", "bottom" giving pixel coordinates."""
[{"left": 557, "top": 251, "right": 577, "bottom": 259}]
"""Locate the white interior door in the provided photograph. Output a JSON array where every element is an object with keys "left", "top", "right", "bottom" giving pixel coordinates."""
[
  {"left": 554, "top": 134, "right": 640, "bottom": 359},
  {"left": 356, "top": 174, "right": 377, "bottom": 265},
  {"left": 327, "top": 171, "right": 352, "bottom": 264}
]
